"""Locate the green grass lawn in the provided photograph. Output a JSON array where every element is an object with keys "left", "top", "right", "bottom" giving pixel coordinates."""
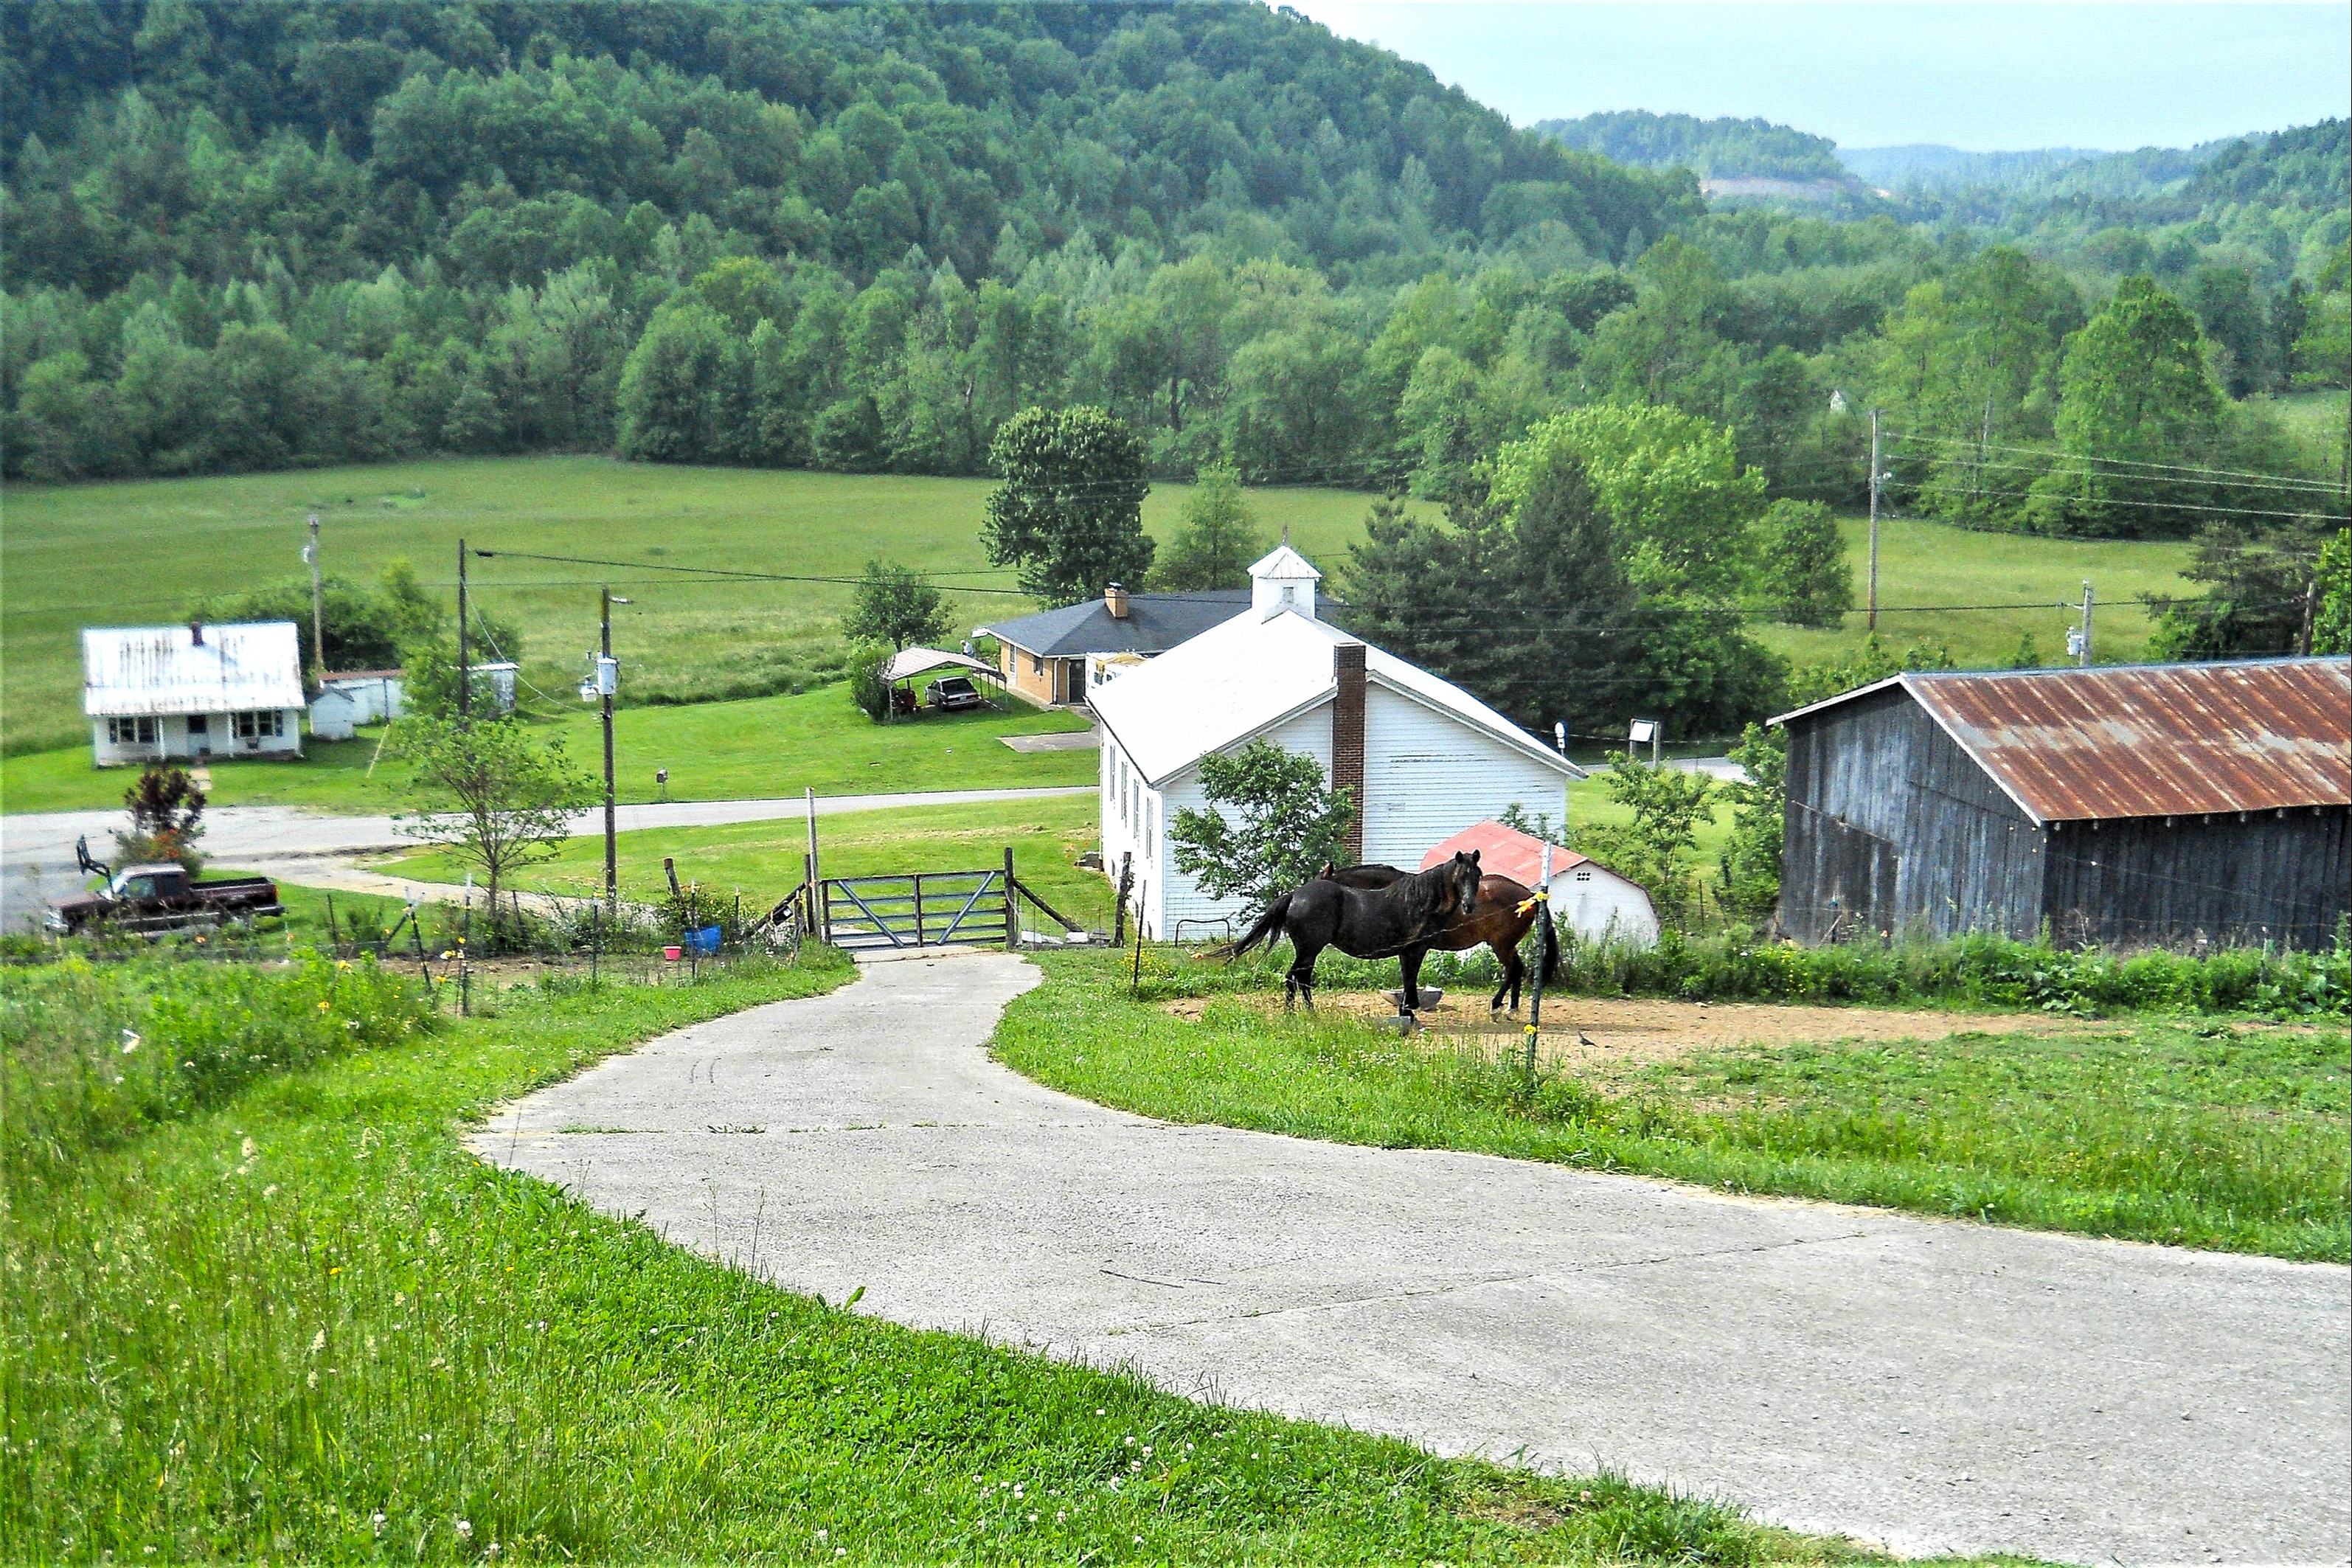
[
  {"left": 0, "top": 679, "right": 1095, "bottom": 815},
  {"left": 993, "top": 953, "right": 2351, "bottom": 1262},
  {"left": 386, "top": 793, "right": 1116, "bottom": 934},
  {"left": 1, "top": 952, "right": 1879, "bottom": 1564},
  {"left": 1, "top": 457, "right": 1404, "bottom": 756}
]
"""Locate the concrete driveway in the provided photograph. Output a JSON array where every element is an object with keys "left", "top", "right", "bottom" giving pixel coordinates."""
[
  {"left": 0, "top": 786, "right": 1091, "bottom": 926},
  {"left": 478, "top": 951, "right": 2351, "bottom": 1564}
]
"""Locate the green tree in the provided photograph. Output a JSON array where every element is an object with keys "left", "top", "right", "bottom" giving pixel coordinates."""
[
  {"left": 1716, "top": 724, "right": 1784, "bottom": 920},
  {"left": 393, "top": 715, "right": 592, "bottom": 937},
  {"left": 1494, "top": 401, "right": 1767, "bottom": 598},
  {"left": 2312, "top": 528, "right": 2352, "bottom": 655},
  {"left": 2030, "top": 277, "right": 2225, "bottom": 537},
  {"left": 1760, "top": 499, "right": 1853, "bottom": 628},
  {"left": 615, "top": 302, "right": 734, "bottom": 462},
  {"left": 1150, "top": 466, "right": 1266, "bottom": 590},
  {"left": 2144, "top": 520, "right": 2334, "bottom": 659},
  {"left": 1580, "top": 237, "right": 1739, "bottom": 420},
  {"left": 1578, "top": 752, "right": 1716, "bottom": 927},
  {"left": 1168, "top": 738, "right": 1356, "bottom": 915},
  {"left": 113, "top": 763, "right": 208, "bottom": 875},
  {"left": 982, "top": 406, "right": 1153, "bottom": 606},
  {"left": 842, "top": 560, "right": 950, "bottom": 652}
]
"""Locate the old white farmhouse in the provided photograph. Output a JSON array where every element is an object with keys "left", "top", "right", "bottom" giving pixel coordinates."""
[
  {"left": 82, "top": 621, "right": 307, "bottom": 766},
  {"left": 1089, "top": 548, "right": 1583, "bottom": 939}
]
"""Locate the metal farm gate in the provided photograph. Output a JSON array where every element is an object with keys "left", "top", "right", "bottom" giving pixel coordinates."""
[{"left": 819, "top": 868, "right": 1013, "bottom": 953}]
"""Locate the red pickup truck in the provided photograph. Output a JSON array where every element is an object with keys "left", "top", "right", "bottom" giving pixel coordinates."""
[{"left": 49, "top": 863, "right": 284, "bottom": 936}]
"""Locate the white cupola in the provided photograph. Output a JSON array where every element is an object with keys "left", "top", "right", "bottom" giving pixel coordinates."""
[{"left": 1249, "top": 545, "right": 1322, "bottom": 620}]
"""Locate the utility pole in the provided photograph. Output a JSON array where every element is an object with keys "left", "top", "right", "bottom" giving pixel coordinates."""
[
  {"left": 304, "top": 513, "right": 325, "bottom": 690},
  {"left": 600, "top": 588, "right": 626, "bottom": 915},
  {"left": 455, "top": 537, "right": 470, "bottom": 723},
  {"left": 1866, "top": 407, "right": 1882, "bottom": 634}
]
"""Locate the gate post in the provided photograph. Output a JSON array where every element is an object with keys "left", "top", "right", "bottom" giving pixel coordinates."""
[{"left": 1002, "top": 847, "right": 1017, "bottom": 950}]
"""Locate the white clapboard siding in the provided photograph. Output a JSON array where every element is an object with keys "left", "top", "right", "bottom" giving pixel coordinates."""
[{"left": 1360, "top": 683, "right": 1565, "bottom": 867}]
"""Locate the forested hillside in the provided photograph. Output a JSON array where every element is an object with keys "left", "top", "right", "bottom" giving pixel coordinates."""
[
  {"left": 3, "top": 2, "right": 2345, "bottom": 705},
  {"left": 1, "top": 0, "right": 1697, "bottom": 483}
]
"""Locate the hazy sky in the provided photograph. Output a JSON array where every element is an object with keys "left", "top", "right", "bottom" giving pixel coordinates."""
[{"left": 1283, "top": 3, "right": 2351, "bottom": 151}]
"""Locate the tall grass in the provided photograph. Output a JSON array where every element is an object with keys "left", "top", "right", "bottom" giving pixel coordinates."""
[
  {"left": 1159, "top": 923, "right": 2351, "bottom": 1020},
  {"left": 1, "top": 953, "right": 1844, "bottom": 1564}
]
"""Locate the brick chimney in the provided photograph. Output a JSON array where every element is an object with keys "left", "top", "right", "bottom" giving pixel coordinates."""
[
  {"left": 1331, "top": 642, "right": 1366, "bottom": 861},
  {"left": 1104, "top": 582, "right": 1130, "bottom": 619}
]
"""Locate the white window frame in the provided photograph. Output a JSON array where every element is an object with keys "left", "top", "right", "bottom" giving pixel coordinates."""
[
  {"left": 233, "top": 710, "right": 284, "bottom": 741},
  {"left": 107, "top": 716, "right": 159, "bottom": 746}
]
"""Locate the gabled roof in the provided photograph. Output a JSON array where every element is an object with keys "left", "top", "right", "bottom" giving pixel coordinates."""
[
  {"left": 83, "top": 622, "right": 305, "bottom": 718},
  {"left": 980, "top": 590, "right": 1250, "bottom": 658},
  {"left": 1770, "top": 657, "right": 2352, "bottom": 823},
  {"left": 882, "top": 647, "right": 996, "bottom": 682},
  {"left": 1419, "top": 819, "right": 1591, "bottom": 885},
  {"left": 1090, "top": 606, "right": 1581, "bottom": 787}
]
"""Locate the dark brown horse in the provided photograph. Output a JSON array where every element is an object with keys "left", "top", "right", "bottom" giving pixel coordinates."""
[
  {"left": 1215, "top": 852, "right": 1484, "bottom": 1011},
  {"left": 1319, "top": 861, "right": 1561, "bottom": 1015}
]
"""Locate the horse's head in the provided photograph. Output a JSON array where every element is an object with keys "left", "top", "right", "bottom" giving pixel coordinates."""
[{"left": 1443, "top": 850, "right": 1482, "bottom": 918}]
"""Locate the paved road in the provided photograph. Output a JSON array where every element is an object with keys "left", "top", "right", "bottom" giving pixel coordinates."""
[
  {"left": 0, "top": 787, "right": 1091, "bottom": 925},
  {"left": 478, "top": 951, "right": 2351, "bottom": 1564}
]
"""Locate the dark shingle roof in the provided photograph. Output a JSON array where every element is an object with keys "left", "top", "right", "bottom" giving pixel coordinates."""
[{"left": 981, "top": 591, "right": 1251, "bottom": 658}]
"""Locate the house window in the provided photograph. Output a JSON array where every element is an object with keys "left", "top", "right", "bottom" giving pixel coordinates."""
[
  {"left": 233, "top": 710, "right": 284, "bottom": 741},
  {"left": 1031, "top": 651, "right": 1043, "bottom": 676},
  {"left": 185, "top": 715, "right": 208, "bottom": 735},
  {"left": 106, "top": 716, "right": 159, "bottom": 746}
]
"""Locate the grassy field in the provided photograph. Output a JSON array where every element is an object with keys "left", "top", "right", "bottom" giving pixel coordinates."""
[
  {"left": 1752, "top": 514, "right": 2192, "bottom": 676},
  {"left": 1, "top": 953, "right": 1876, "bottom": 1564},
  {"left": 386, "top": 793, "right": 1117, "bottom": 934},
  {"left": 0, "top": 458, "right": 1403, "bottom": 757},
  {"left": 993, "top": 953, "right": 2351, "bottom": 1261},
  {"left": 0, "top": 679, "right": 1095, "bottom": 815},
  {"left": 4, "top": 455, "right": 2208, "bottom": 764}
]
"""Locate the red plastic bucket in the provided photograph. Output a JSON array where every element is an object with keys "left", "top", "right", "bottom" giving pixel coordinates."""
[{"left": 662, "top": 944, "right": 682, "bottom": 961}]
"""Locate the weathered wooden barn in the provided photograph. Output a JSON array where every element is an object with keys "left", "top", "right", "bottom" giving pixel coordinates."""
[{"left": 1772, "top": 657, "right": 2352, "bottom": 948}]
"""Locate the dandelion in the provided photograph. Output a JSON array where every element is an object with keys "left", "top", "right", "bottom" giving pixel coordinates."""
[
  {"left": 454, "top": 1519, "right": 471, "bottom": 1540},
  {"left": 1141, "top": 1446, "right": 1151, "bottom": 1457},
  {"left": 120, "top": 1030, "right": 141, "bottom": 1055},
  {"left": 318, "top": 1000, "right": 332, "bottom": 1013},
  {"left": 1055, "top": 1511, "right": 1066, "bottom": 1523},
  {"left": 815, "top": 1530, "right": 828, "bottom": 1542},
  {"left": 372, "top": 1513, "right": 386, "bottom": 1536}
]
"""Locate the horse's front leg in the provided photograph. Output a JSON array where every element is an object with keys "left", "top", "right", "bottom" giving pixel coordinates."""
[{"left": 1399, "top": 946, "right": 1426, "bottom": 1014}]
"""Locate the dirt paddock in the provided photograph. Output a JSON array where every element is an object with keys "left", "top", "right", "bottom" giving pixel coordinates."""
[{"left": 1164, "top": 990, "right": 2111, "bottom": 1069}]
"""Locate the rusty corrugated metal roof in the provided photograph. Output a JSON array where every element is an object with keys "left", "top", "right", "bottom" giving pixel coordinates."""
[{"left": 1805, "top": 658, "right": 2351, "bottom": 823}]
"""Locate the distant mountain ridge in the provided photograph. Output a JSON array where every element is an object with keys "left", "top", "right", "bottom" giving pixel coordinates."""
[{"left": 1532, "top": 110, "right": 1848, "bottom": 183}]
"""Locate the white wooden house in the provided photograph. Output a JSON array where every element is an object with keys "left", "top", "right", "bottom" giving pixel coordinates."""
[
  {"left": 82, "top": 621, "right": 305, "bottom": 766},
  {"left": 1089, "top": 548, "right": 1583, "bottom": 939}
]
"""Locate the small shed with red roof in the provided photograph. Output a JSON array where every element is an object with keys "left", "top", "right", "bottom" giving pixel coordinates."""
[{"left": 1420, "top": 820, "right": 1659, "bottom": 946}]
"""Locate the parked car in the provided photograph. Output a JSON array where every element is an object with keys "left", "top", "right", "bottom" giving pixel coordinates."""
[
  {"left": 48, "top": 863, "right": 283, "bottom": 936},
  {"left": 928, "top": 676, "right": 985, "bottom": 712}
]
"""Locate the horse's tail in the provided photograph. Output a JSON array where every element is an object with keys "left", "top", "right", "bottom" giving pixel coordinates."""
[
  {"left": 1536, "top": 898, "right": 1561, "bottom": 988},
  {"left": 1207, "top": 892, "right": 1291, "bottom": 962}
]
